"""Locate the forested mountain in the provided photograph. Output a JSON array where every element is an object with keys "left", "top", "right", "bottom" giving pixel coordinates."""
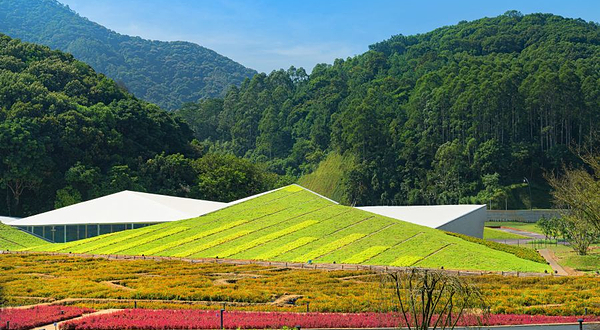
[
  {"left": 0, "top": 0, "right": 257, "bottom": 110},
  {"left": 177, "top": 12, "right": 600, "bottom": 208},
  {"left": 0, "top": 35, "right": 285, "bottom": 217}
]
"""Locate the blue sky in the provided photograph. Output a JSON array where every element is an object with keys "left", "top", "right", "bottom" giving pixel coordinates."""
[{"left": 59, "top": 0, "right": 600, "bottom": 73}]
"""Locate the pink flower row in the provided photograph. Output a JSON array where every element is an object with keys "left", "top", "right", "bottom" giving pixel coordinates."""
[
  {"left": 0, "top": 306, "right": 95, "bottom": 330},
  {"left": 60, "top": 309, "right": 600, "bottom": 329}
]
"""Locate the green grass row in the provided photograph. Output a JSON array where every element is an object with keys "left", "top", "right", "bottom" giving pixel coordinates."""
[{"left": 0, "top": 223, "right": 46, "bottom": 250}]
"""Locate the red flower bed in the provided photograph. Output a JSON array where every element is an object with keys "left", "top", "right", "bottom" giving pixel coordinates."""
[
  {"left": 59, "top": 309, "right": 600, "bottom": 330},
  {"left": 0, "top": 306, "right": 95, "bottom": 330},
  {"left": 485, "top": 314, "right": 600, "bottom": 325}
]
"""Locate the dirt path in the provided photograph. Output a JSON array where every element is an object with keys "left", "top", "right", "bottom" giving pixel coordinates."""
[
  {"left": 101, "top": 280, "right": 135, "bottom": 291},
  {"left": 30, "top": 309, "right": 121, "bottom": 330},
  {"left": 270, "top": 294, "right": 303, "bottom": 305},
  {"left": 538, "top": 249, "right": 569, "bottom": 276}
]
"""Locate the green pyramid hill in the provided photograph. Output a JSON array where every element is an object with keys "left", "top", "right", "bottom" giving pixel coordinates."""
[
  {"left": 0, "top": 222, "right": 47, "bottom": 250},
  {"left": 25, "top": 186, "right": 551, "bottom": 273}
]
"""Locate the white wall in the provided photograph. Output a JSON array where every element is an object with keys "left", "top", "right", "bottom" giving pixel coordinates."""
[{"left": 438, "top": 206, "right": 486, "bottom": 238}]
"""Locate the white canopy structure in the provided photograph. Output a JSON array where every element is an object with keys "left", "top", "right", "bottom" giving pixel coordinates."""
[
  {"left": 0, "top": 216, "right": 19, "bottom": 224},
  {"left": 10, "top": 191, "right": 228, "bottom": 242},
  {"left": 357, "top": 205, "right": 486, "bottom": 238}
]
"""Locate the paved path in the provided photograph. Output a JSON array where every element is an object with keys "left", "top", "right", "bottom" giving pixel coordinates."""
[
  {"left": 497, "top": 227, "right": 546, "bottom": 240},
  {"left": 31, "top": 309, "right": 121, "bottom": 330},
  {"left": 538, "top": 249, "right": 569, "bottom": 276}
]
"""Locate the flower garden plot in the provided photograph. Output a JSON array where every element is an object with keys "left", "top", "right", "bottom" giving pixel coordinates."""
[
  {"left": 57, "top": 309, "right": 600, "bottom": 330},
  {"left": 324, "top": 222, "right": 423, "bottom": 264},
  {"left": 2, "top": 254, "right": 599, "bottom": 316},
  {"left": 342, "top": 246, "right": 390, "bottom": 264},
  {"left": 69, "top": 225, "right": 166, "bottom": 254},
  {"left": 271, "top": 212, "right": 377, "bottom": 261},
  {"left": 31, "top": 232, "right": 121, "bottom": 253},
  {"left": 282, "top": 215, "right": 396, "bottom": 263},
  {"left": 207, "top": 203, "right": 334, "bottom": 259},
  {"left": 0, "top": 223, "right": 46, "bottom": 250},
  {"left": 367, "top": 234, "right": 452, "bottom": 266},
  {"left": 150, "top": 204, "right": 298, "bottom": 257},
  {"left": 173, "top": 230, "right": 253, "bottom": 258},
  {"left": 58, "top": 309, "right": 406, "bottom": 329},
  {"left": 185, "top": 200, "right": 330, "bottom": 259},
  {"left": 98, "top": 227, "right": 191, "bottom": 255},
  {"left": 160, "top": 196, "right": 328, "bottom": 258},
  {"left": 316, "top": 223, "right": 399, "bottom": 264},
  {"left": 292, "top": 233, "right": 366, "bottom": 263},
  {"left": 139, "top": 220, "right": 257, "bottom": 257},
  {"left": 256, "top": 237, "right": 318, "bottom": 260},
  {"left": 414, "top": 241, "right": 551, "bottom": 273},
  {"left": 231, "top": 207, "right": 350, "bottom": 260},
  {"left": 0, "top": 237, "right": 25, "bottom": 250},
  {"left": 217, "top": 220, "right": 319, "bottom": 258},
  {"left": 0, "top": 305, "right": 95, "bottom": 330},
  {"left": 142, "top": 220, "right": 250, "bottom": 255}
]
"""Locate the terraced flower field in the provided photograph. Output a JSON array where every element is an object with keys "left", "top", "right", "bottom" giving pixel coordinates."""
[
  {"left": 1, "top": 254, "right": 597, "bottom": 315},
  {"left": 0, "top": 223, "right": 46, "bottom": 250},
  {"left": 25, "top": 186, "right": 551, "bottom": 272}
]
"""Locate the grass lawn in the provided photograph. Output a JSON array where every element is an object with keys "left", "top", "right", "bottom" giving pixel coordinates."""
[
  {"left": 546, "top": 244, "right": 600, "bottom": 273},
  {"left": 0, "top": 223, "right": 47, "bottom": 250},
  {"left": 485, "top": 221, "right": 545, "bottom": 235},
  {"left": 483, "top": 228, "right": 529, "bottom": 240}
]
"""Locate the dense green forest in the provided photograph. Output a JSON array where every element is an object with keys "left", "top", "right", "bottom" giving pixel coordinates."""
[
  {"left": 177, "top": 12, "right": 600, "bottom": 208},
  {"left": 0, "top": 0, "right": 256, "bottom": 110},
  {"left": 0, "top": 34, "right": 286, "bottom": 217}
]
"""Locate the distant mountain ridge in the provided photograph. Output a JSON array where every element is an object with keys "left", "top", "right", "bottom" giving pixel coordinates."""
[{"left": 0, "top": 0, "right": 257, "bottom": 109}]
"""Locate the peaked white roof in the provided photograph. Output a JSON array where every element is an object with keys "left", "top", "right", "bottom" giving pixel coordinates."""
[
  {"left": 0, "top": 216, "right": 19, "bottom": 224},
  {"left": 357, "top": 204, "right": 486, "bottom": 229},
  {"left": 9, "top": 191, "right": 227, "bottom": 226}
]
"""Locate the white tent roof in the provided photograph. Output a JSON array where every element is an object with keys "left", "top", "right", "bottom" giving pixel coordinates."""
[
  {"left": 9, "top": 191, "right": 228, "bottom": 226},
  {"left": 357, "top": 205, "right": 486, "bottom": 229},
  {"left": 0, "top": 216, "right": 19, "bottom": 224}
]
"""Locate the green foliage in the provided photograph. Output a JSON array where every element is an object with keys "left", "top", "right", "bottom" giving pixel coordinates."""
[
  {"left": 546, "top": 154, "right": 600, "bottom": 254},
  {"left": 179, "top": 13, "right": 600, "bottom": 207},
  {"left": 0, "top": 223, "right": 46, "bottom": 250},
  {"left": 483, "top": 228, "right": 528, "bottom": 240},
  {"left": 0, "top": 34, "right": 283, "bottom": 217},
  {"left": 0, "top": 0, "right": 256, "bottom": 110},
  {"left": 32, "top": 186, "right": 551, "bottom": 272},
  {"left": 192, "top": 153, "right": 292, "bottom": 202},
  {"left": 297, "top": 152, "right": 355, "bottom": 202},
  {"left": 445, "top": 231, "right": 547, "bottom": 264}
]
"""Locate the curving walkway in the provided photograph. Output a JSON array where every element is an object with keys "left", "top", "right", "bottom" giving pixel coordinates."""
[{"left": 538, "top": 249, "right": 570, "bottom": 276}]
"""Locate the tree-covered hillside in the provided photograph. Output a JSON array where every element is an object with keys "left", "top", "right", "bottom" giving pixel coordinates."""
[
  {"left": 177, "top": 12, "right": 600, "bottom": 208},
  {"left": 0, "top": 34, "right": 286, "bottom": 217},
  {"left": 0, "top": 0, "right": 257, "bottom": 110}
]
